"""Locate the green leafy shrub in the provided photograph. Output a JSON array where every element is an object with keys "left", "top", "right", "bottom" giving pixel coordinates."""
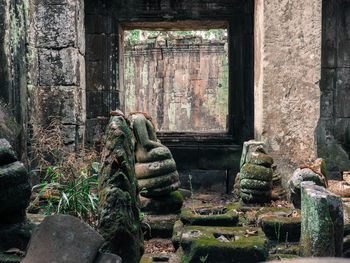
[{"left": 29, "top": 163, "right": 99, "bottom": 226}]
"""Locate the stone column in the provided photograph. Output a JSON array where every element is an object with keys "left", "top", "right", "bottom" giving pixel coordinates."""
[
  {"left": 254, "top": 0, "right": 322, "bottom": 186},
  {"left": 27, "top": 0, "right": 86, "bottom": 150}
]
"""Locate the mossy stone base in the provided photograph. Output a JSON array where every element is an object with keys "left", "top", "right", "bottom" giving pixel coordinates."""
[
  {"left": 141, "top": 191, "right": 183, "bottom": 215},
  {"left": 142, "top": 214, "right": 178, "bottom": 239},
  {"left": 172, "top": 224, "right": 268, "bottom": 263},
  {"left": 256, "top": 208, "right": 301, "bottom": 242},
  {"left": 180, "top": 206, "right": 238, "bottom": 227}
]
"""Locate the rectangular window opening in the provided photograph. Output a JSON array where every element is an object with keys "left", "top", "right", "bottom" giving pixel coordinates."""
[{"left": 120, "top": 23, "right": 229, "bottom": 133}]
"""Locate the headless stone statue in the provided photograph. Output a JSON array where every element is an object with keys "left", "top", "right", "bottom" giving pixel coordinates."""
[
  {"left": 131, "top": 113, "right": 180, "bottom": 197},
  {"left": 239, "top": 140, "right": 273, "bottom": 203},
  {"left": 98, "top": 110, "right": 144, "bottom": 263}
]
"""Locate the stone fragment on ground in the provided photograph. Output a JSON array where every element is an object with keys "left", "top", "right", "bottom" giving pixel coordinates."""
[
  {"left": 300, "top": 181, "right": 343, "bottom": 257},
  {"left": 22, "top": 215, "right": 107, "bottom": 263},
  {"left": 288, "top": 167, "right": 326, "bottom": 209},
  {"left": 98, "top": 110, "right": 144, "bottom": 263}
]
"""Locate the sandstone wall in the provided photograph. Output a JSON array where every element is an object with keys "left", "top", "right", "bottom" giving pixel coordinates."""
[
  {"left": 254, "top": 0, "right": 322, "bottom": 185},
  {"left": 27, "top": 0, "right": 86, "bottom": 150},
  {"left": 123, "top": 37, "right": 229, "bottom": 132}
]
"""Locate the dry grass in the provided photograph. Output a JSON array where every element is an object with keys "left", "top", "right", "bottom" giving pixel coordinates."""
[{"left": 29, "top": 118, "right": 99, "bottom": 183}]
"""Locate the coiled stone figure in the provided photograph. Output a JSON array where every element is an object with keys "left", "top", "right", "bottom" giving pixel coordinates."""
[
  {"left": 239, "top": 140, "right": 273, "bottom": 203},
  {"left": 131, "top": 113, "right": 180, "bottom": 197}
]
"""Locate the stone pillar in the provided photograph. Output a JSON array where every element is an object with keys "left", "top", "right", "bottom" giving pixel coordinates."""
[
  {"left": 254, "top": 0, "right": 322, "bottom": 186},
  {"left": 27, "top": 0, "right": 86, "bottom": 150},
  {"left": 300, "top": 181, "right": 343, "bottom": 257}
]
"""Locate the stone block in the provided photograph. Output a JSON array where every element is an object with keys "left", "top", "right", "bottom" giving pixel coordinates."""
[
  {"left": 334, "top": 118, "right": 350, "bottom": 144},
  {"left": 338, "top": 40, "right": 350, "bottom": 68},
  {"left": 86, "top": 34, "right": 107, "bottom": 62},
  {"left": 315, "top": 118, "right": 335, "bottom": 145},
  {"left": 22, "top": 215, "right": 104, "bottom": 263},
  {"left": 180, "top": 206, "right": 238, "bottom": 227},
  {"left": 288, "top": 167, "right": 326, "bottom": 209},
  {"left": 85, "top": 118, "right": 109, "bottom": 144},
  {"left": 300, "top": 181, "right": 343, "bottom": 257},
  {"left": 172, "top": 224, "right": 267, "bottom": 263},
  {"left": 35, "top": 4, "right": 76, "bottom": 48},
  {"left": 256, "top": 207, "right": 301, "bottom": 242},
  {"left": 335, "top": 88, "right": 350, "bottom": 118},
  {"left": 320, "top": 89, "right": 334, "bottom": 118},
  {"left": 36, "top": 86, "right": 78, "bottom": 125},
  {"left": 140, "top": 191, "right": 183, "bottom": 215},
  {"left": 38, "top": 48, "right": 79, "bottom": 86},
  {"left": 317, "top": 143, "right": 350, "bottom": 175},
  {"left": 85, "top": 15, "right": 116, "bottom": 35}
]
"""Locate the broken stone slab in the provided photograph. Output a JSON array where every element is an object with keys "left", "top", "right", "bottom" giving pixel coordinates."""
[
  {"left": 172, "top": 222, "right": 268, "bottom": 263},
  {"left": 180, "top": 206, "right": 238, "bottom": 227},
  {"left": 22, "top": 215, "right": 105, "bottom": 263},
  {"left": 300, "top": 181, "right": 344, "bottom": 257},
  {"left": 255, "top": 207, "right": 301, "bottom": 242},
  {"left": 98, "top": 110, "right": 144, "bottom": 263},
  {"left": 288, "top": 167, "right": 326, "bottom": 209}
]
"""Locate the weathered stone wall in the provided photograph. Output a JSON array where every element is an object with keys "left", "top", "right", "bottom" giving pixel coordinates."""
[
  {"left": 85, "top": 0, "right": 254, "bottom": 146},
  {"left": 0, "top": 0, "right": 28, "bottom": 156},
  {"left": 123, "top": 37, "right": 228, "bottom": 132},
  {"left": 318, "top": 0, "right": 350, "bottom": 178},
  {"left": 85, "top": 1, "right": 118, "bottom": 145},
  {"left": 254, "top": 0, "right": 322, "bottom": 185},
  {"left": 27, "top": 0, "right": 86, "bottom": 150}
]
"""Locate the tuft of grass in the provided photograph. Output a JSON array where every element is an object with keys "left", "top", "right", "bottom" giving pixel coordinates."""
[{"left": 188, "top": 174, "right": 195, "bottom": 212}]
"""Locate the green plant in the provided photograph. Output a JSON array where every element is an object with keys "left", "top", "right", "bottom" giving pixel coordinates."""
[
  {"left": 30, "top": 163, "right": 99, "bottom": 226},
  {"left": 275, "top": 216, "right": 282, "bottom": 245},
  {"left": 200, "top": 254, "right": 208, "bottom": 263},
  {"left": 188, "top": 174, "right": 195, "bottom": 212}
]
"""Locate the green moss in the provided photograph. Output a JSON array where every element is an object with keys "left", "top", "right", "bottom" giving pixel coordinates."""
[
  {"left": 175, "top": 225, "right": 268, "bottom": 263},
  {"left": 180, "top": 206, "right": 238, "bottom": 227},
  {"left": 0, "top": 253, "right": 23, "bottom": 263}
]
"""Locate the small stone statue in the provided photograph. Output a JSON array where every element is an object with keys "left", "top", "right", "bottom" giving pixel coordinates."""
[
  {"left": 239, "top": 140, "right": 273, "bottom": 203},
  {"left": 131, "top": 113, "right": 180, "bottom": 197}
]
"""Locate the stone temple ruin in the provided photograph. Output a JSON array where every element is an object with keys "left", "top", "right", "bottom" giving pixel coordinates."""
[{"left": 1, "top": 0, "right": 350, "bottom": 262}]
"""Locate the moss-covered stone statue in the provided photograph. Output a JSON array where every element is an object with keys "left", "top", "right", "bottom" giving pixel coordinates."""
[
  {"left": 98, "top": 110, "right": 144, "bottom": 263},
  {"left": 130, "top": 112, "right": 183, "bottom": 239},
  {"left": 239, "top": 140, "right": 273, "bottom": 203},
  {"left": 130, "top": 113, "right": 180, "bottom": 197}
]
